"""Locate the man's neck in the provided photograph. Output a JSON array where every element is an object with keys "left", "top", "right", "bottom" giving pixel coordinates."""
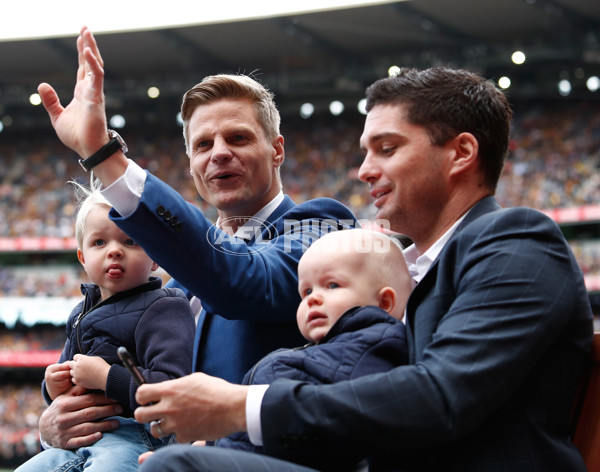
[
  {"left": 216, "top": 190, "right": 285, "bottom": 234},
  {"left": 218, "top": 216, "right": 251, "bottom": 234},
  {"left": 413, "top": 192, "right": 491, "bottom": 253}
]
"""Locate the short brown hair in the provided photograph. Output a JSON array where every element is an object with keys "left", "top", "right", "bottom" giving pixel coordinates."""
[
  {"left": 181, "top": 74, "right": 281, "bottom": 154},
  {"left": 366, "top": 67, "right": 513, "bottom": 190}
]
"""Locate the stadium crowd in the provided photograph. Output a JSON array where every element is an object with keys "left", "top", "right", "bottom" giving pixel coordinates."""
[
  {"left": 0, "top": 98, "right": 599, "bottom": 466},
  {"left": 1, "top": 100, "right": 600, "bottom": 297}
]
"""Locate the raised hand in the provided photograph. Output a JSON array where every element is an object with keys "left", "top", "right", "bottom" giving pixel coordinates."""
[{"left": 37, "top": 26, "right": 109, "bottom": 159}]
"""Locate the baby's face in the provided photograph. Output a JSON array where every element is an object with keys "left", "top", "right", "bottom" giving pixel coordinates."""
[
  {"left": 78, "top": 206, "right": 157, "bottom": 300},
  {"left": 296, "top": 247, "right": 382, "bottom": 343}
]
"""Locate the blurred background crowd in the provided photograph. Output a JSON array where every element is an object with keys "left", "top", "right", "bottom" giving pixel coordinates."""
[{"left": 1, "top": 98, "right": 600, "bottom": 465}]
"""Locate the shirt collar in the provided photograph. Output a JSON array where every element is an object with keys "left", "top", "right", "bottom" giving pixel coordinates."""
[
  {"left": 403, "top": 211, "right": 469, "bottom": 284},
  {"left": 214, "top": 191, "right": 284, "bottom": 239}
]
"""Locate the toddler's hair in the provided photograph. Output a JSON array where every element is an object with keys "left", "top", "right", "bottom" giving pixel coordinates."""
[{"left": 70, "top": 178, "right": 111, "bottom": 249}]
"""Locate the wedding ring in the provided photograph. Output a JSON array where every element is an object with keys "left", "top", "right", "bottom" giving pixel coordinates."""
[{"left": 152, "top": 419, "right": 166, "bottom": 437}]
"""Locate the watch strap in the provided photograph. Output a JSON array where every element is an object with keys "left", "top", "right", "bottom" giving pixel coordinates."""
[{"left": 78, "top": 138, "right": 123, "bottom": 172}]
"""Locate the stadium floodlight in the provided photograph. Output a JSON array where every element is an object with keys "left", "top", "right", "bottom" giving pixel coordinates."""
[
  {"left": 329, "top": 100, "right": 344, "bottom": 116},
  {"left": 147, "top": 87, "right": 160, "bottom": 99},
  {"left": 498, "top": 76, "right": 511, "bottom": 89},
  {"left": 587, "top": 76, "right": 600, "bottom": 92},
  {"left": 558, "top": 79, "right": 572, "bottom": 96},
  {"left": 109, "top": 114, "right": 126, "bottom": 129},
  {"left": 29, "top": 93, "right": 42, "bottom": 106},
  {"left": 300, "top": 103, "right": 315, "bottom": 119},
  {"left": 357, "top": 98, "right": 367, "bottom": 115},
  {"left": 511, "top": 51, "right": 526, "bottom": 65}
]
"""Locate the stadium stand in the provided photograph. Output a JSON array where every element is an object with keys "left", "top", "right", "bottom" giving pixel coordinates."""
[{"left": 0, "top": 98, "right": 599, "bottom": 468}]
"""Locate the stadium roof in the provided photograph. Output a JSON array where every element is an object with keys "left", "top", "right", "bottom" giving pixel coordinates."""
[{"left": 1, "top": 0, "right": 599, "bottom": 130}]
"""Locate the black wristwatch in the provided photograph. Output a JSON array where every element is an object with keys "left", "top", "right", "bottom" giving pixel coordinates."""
[{"left": 78, "top": 129, "right": 128, "bottom": 172}]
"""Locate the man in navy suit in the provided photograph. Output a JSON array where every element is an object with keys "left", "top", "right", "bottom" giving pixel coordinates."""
[
  {"left": 134, "top": 68, "right": 593, "bottom": 471},
  {"left": 35, "top": 27, "right": 356, "bottom": 450}
]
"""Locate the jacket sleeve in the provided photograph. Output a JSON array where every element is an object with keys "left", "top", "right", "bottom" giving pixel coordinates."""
[
  {"left": 110, "top": 173, "right": 357, "bottom": 323},
  {"left": 104, "top": 293, "right": 196, "bottom": 410},
  {"left": 259, "top": 208, "right": 593, "bottom": 457}
]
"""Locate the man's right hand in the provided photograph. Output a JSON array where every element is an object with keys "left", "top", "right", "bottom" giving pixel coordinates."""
[{"left": 39, "top": 384, "right": 122, "bottom": 450}]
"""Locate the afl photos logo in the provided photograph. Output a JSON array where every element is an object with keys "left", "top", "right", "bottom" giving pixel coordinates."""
[{"left": 206, "top": 217, "right": 278, "bottom": 255}]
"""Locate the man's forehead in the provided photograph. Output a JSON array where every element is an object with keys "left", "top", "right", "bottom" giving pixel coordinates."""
[{"left": 360, "top": 104, "right": 410, "bottom": 144}]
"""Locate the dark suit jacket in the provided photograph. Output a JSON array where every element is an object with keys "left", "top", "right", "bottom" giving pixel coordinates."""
[
  {"left": 261, "top": 197, "right": 594, "bottom": 471},
  {"left": 110, "top": 172, "right": 358, "bottom": 383}
]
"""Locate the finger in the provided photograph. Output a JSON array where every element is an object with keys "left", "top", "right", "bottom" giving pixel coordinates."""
[
  {"left": 138, "top": 451, "right": 154, "bottom": 465},
  {"left": 83, "top": 28, "right": 104, "bottom": 68},
  {"left": 37, "top": 83, "right": 63, "bottom": 125},
  {"left": 135, "top": 383, "right": 161, "bottom": 407},
  {"left": 51, "top": 370, "right": 72, "bottom": 381},
  {"left": 61, "top": 403, "right": 122, "bottom": 432},
  {"left": 68, "top": 384, "right": 89, "bottom": 397},
  {"left": 76, "top": 33, "right": 86, "bottom": 82},
  {"left": 150, "top": 419, "right": 168, "bottom": 438},
  {"left": 61, "top": 417, "right": 119, "bottom": 450},
  {"left": 63, "top": 431, "right": 102, "bottom": 450},
  {"left": 60, "top": 390, "right": 119, "bottom": 411},
  {"left": 83, "top": 47, "right": 105, "bottom": 85},
  {"left": 134, "top": 402, "right": 163, "bottom": 425}
]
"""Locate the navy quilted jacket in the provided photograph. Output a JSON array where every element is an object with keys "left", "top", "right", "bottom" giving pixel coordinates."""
[
  {"left": 43, "top": 276, "right": 195, "bottom": 415},
  {"left": 216, "top": 305, "right": 408, "bottom": 470}
]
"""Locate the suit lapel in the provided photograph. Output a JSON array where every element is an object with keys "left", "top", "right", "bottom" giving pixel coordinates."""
[
  {"left": 192, "top": 197, "right": 296, "bottom": 372},
  {"left": 404, "top": 196, "right": 501, "bottom": 363}
]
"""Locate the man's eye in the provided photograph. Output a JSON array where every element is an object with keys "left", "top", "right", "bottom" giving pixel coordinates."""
[
  {"left": 233, "top": 135, "right": 248, "bottom": 143},
  {"left": 195, "top": 140, "right": 210, "bottom": 151}
]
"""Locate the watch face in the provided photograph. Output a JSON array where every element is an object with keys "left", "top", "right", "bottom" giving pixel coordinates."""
[{"left": 108, "top": 129, "right": 128, "bottom": 154}]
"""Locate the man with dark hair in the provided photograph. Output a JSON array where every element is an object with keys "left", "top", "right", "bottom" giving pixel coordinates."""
[{"left": 135, "top": 67, "right": 593, "bottom": 472}]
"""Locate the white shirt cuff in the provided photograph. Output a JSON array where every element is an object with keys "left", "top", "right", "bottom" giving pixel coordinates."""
[
  {"left": 39, "top": 432, "right": 53, "bottom": 450},
  {"left": 101, "top": 159, "right": 146, "bottom": 218},
  {"left": 246, "top": 384, "right": 269, "bottom": 446}
]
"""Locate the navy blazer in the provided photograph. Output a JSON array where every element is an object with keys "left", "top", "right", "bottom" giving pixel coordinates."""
[
  {"left": 261, "top": 197, "right": 594, "bottom": 471},
  {"left": 110, "top": 172, "right": 358, "bottom": 383}
]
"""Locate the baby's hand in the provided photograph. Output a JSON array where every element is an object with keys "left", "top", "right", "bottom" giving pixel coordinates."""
[
  {"left": 70, "top": 354, "right": 110, "bottom": 392},
  {"left": 45, "top": 362, "right": 74, "bottom": 400}
]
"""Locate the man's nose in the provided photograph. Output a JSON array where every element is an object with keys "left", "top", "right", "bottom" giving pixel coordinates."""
[
  {"left": 211, "top": 138, "right": 233, "bottom": 163},
  {"left": 357, "top": 153, "right": 379, "bottom": 183}
]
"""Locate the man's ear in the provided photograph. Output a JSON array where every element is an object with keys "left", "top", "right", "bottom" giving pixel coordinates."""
[
  {"left": 272, "top": 135, "right": 285, "bottom": 167},
  {"left": 448, "top": 132, "right": 479, "bottom": 177},
  {"left": 77, "top": 248, "right": 85, "bottom": 266},
  {"left": 151, "top": 261, "right": 159, "bottom": 272},
  {"left": 377, "top": 287, "right": 397, "bottom": 314}
]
